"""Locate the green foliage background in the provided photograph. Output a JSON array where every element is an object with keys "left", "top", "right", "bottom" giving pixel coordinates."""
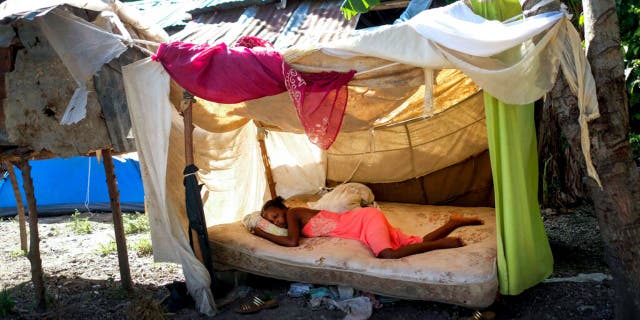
[{"left": 616, "top": 0, "right": 640, "bottom": 140}]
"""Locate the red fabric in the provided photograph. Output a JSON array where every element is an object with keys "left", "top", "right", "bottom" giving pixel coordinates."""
[
  {"left": 284, "top": 67, "right": 356, "bottom": 149},
  {"left": 153, "top": 37, "right": 355, "bottom": 149},
  {"left": 152, "top": 40, "right": 286, "bottom": 103},
  {"left": 301, "top": 208, "right": 423, "bottom": 256}
]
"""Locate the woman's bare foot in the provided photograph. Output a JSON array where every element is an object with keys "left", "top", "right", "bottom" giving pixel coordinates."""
[
  {"left": 433, "top": 237, "right": 464, "bottom": 249},
  {"left": 449, "top": 214, "right": 483, "bottom": 227}
]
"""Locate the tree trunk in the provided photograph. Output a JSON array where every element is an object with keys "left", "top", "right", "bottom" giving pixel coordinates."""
[
  {"left": 526, "top": 0, "right": 589, "bottom": 210},
  {"left": 5, "top": 162, "right": 28, "bottom": 251},
  {"left": 102, "top": 149, "right": 133, "bottom": 292},
  {"left": 537, "top": 91, "right": 588, "bottom": 209},
  {"left": 581, "top": 0, "right": 640, "bottom": 317},
  {"left": 17, "top": 160, "right": 46, "bottom": 311}
]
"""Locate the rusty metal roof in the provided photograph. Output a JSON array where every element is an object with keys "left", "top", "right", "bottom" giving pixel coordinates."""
[
  {"left": 124, "top": 0, "right": 278, "bottom": 29},
  {"left": 170, "top": 0, "right": 358, "bottom": 49}
]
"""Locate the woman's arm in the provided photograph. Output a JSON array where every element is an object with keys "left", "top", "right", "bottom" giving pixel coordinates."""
[{"left": 253, "top": 209, "right": 301, "bottom": 247}]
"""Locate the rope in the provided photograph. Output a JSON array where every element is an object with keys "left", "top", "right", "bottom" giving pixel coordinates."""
[{"left": 84, "top": 157, "right": 92, "bottom": 213}]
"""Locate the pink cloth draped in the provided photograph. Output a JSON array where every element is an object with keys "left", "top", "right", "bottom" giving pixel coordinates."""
[
  {"left": 152, "top": 40, "right": 286, "bottom": 103},
  {"left": 152, "top": 37, "right": 355, "bottom": 149}
]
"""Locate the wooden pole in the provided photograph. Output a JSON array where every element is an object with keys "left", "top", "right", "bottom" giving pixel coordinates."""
[
  {"left": 17, "top": 160, "right": 46, "bottom": 311},
  {"left": 255, "top": 123, "right": 277, "bottom": 199},
  {"left": 5, "top": 162, "right": 28, "bottom": 251},
  {"left": 101, "top": 149, "right": 133, "bottom": 292},
  {"left": 181, "top": 96, "right": 205, "bottom": 263},
  {"left": 182, "top": 103, "right": 195, "bottom": 166}
]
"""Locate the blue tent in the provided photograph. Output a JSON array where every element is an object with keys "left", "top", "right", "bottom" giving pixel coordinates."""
[{"left": 0, "top": 156, "right": 144, "bottom": 217}]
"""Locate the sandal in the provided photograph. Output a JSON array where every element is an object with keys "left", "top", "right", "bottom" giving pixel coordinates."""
[{"left": 234, "top": 296, "right": 279, "bottom": 314}]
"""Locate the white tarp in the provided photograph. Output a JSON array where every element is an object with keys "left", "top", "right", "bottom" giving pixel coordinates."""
[
  {"left": 266, "top": 131, "right": 327, "bottom": 198},
  {"left": 320, "top": 1, "right": 600, "bottom": 185},
  {"left": 123, "top": 58, "right": 216, "bottom": 316},
  {"left": 37, "top": 8, "right": 127, "bottom": 124}
]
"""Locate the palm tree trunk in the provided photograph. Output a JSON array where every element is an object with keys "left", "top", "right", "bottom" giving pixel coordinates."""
[{"left": 581, "top": 0, "right": 640, "bottom": 317}]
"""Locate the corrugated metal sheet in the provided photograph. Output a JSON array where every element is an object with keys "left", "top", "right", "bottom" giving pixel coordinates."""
[
  {"left": 124, "top": 0, "right": 277, "bottom": 28},
  {"left": 124, "top": 0, "right": 197, "bottom": 28},
  {"left": 171, "top": 0, "right": 357, "bottom": 49}
]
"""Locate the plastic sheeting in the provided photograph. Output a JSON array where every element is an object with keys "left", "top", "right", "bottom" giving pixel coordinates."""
[
  {"left": 265, "top": 131, "right": 326, "bottom": 199},
  {"left": 123, "top": 58, "right": 216, "bottom": 316},
  {"left": 328, "top": 91, "right": 486, "bottom": 183},
  {"left": 320, "top": 1, "right": 600, "bottom": 185},
  {"left": 0, "top": 156, "right": 144, "bottom": 217},
  {"left": 37, "top": 8, "right": 127, "bottom": 124}
]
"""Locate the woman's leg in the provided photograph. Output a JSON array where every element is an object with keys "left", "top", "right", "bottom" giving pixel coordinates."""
[
  {"left": 377, "top": 237, "right": 464, "bottom": 259},
  {"left": 422, "top": 214, "right": 483, "bottom": 242}
]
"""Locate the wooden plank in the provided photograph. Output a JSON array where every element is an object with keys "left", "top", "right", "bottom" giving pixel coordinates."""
[{"left": 102, "top": 148, "right": 133, "bottom": 292}]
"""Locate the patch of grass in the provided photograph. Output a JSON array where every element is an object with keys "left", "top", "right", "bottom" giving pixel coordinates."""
[
  {"left": 8, "top": 249, "right": 26, "bottom": 259},
  {"left": 152, "top": 263, "right": 177, "bottom": 273},
  {"left": 69, "top": 210, "right": 92, "bottom": 234},
  {"left": 123, "top": 213, "right": 150, "bottom": 235},
  {"left": 0, "top": 288, "right": 14, "bottom": 317},
  {"left": 50, "top": 225, "right": 60, "bottom": 235},
  {"left": 130, "top": 239, "right": 153, "bottom": 257},
  {"left": 0, "top": 216, "right": 15, "bottom": 223},
  {"left": 127, "top": 296, "right": 166, "bottom": 320},
  {"left": 97, "top": 240, "right": 117, "bottom": 256}
]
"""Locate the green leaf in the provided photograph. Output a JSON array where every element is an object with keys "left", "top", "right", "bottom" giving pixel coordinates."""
[
  {"left": 578, "top": 13, "right": 584, "bottom": 27},
  {"left": 340, "top": 0, "right": 380, "bottom": 19}
]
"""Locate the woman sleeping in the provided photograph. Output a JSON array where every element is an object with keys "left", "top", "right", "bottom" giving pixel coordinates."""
[{"left": 253, "top": 196, "right": 483, "bottom": 259}]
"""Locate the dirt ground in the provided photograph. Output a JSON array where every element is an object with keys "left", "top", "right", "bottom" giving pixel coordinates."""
[{"left": 0, "top": 208, "right": 614, "bottom": 319}]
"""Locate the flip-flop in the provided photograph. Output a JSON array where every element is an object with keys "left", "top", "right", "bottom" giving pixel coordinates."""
[{"left": 234, "top": 296, "right": 279, "bottom": 314}]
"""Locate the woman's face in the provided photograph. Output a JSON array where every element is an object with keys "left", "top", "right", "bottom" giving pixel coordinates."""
[{"left": 262, "top": 207, "right": 287, "bottom": 228}]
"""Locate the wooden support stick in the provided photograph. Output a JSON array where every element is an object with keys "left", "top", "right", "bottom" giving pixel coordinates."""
[
  {"left": 182, "top": 100, "right": 195, "bottom": 166},
  {"left": 102, "top": 149, "right": 133, "bottom": 292},
  {"left": 5, "top": 162, "right": 28, "bottom": 251},
  {"left": 17, "top": 160, "right": 46, "bottom": 311},
  {"left": 181, "top": 96, "right": 205, "bottom": 263},
  {"left": 255, "top": 124, "right": 277, "bottom": 199}
]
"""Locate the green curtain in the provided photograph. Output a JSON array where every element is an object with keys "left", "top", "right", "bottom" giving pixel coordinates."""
[{"left": 470, "top": 0, "right": 554, "bottom": 295}]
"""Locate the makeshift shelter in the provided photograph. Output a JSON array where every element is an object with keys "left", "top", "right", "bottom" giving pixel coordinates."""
[
  {"left": 0, "top": 155, "right": 144, "bottom": 217},
  {"left": 121, "top": 0, "right": 600, "bottom": 316}
]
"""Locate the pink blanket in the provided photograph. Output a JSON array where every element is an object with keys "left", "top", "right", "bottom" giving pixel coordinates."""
[{"left": 153, "top": 37, "right": 355, "bottom": 149}]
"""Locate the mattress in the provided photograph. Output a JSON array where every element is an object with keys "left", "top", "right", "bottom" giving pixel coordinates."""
[{"left": 207, "top": 202, "right": 498, "bottom": 307}]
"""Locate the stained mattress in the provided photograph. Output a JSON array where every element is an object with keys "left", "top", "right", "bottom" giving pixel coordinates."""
[{"left": 207, "top": 202, "right": 498, "bottom": 307}]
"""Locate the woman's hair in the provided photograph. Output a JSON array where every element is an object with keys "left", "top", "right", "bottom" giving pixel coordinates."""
[{"left": 261, "top": 196, "right": 287, "bottom": 215}]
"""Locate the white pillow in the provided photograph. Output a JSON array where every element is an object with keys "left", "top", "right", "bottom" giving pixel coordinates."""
[{"left": 308, "top": 183, "right": 375, "bottom": 213}]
